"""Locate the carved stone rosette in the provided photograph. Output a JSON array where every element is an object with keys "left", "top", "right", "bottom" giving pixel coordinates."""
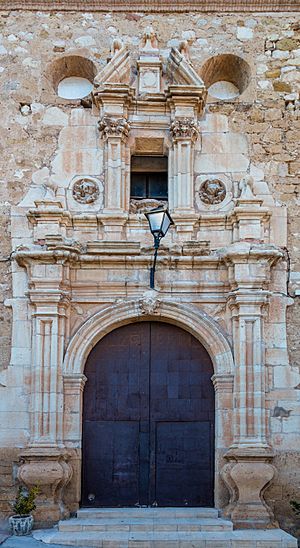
[
  {"left": 199, "top": 179, "right": 226, "bottom": 205},
  {"left": 170, "top": 118, "right": 199, "bottom": 142},
  {"left": 98, "top": 116, "right": 131, "bottom": 141},
  {"left": 72, "top": 178, "right": 100, "bottom": 204}
]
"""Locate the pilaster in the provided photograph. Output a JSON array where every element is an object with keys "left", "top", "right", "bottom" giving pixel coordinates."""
[
  {"left": 221, "top": 241, "right": 283, "bottom": 528},
  {"left": 169, "top": 117, "right": 199, "bottom": 215},
  {"left": 14, "top": 247, "right": 77, "bottom": 523}
]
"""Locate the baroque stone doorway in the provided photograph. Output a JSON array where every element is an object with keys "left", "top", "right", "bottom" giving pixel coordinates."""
[{"left": 81, "top": 321, "right": 215, "bottom": 507}]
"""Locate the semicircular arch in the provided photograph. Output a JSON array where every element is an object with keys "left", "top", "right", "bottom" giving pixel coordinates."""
[{"left": 63, "top": 299, "right": 233, "bottom": 377}]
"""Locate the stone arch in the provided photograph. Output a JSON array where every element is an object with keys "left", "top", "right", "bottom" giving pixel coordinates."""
[
  {"left": 62, "top": 299, "right": 234, "bottom": 510},
  {"left": 63, "top": 299, "right": 234, "bottom": 377}
]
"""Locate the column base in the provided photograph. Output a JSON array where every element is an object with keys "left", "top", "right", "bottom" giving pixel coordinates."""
[
  {"left": 222, "top": 447, "right": 277, "bottom": 529},
  {"left": 18, "top": 446, "right": 73, "bottom": 525}
]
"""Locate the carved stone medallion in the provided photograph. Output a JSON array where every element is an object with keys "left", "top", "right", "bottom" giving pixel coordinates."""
[
  {"left": 199, "top": 179, "right": 226, "bottom": 205},
  {"left": 72, "top": 178, "right": 100, "bottom": 204}
]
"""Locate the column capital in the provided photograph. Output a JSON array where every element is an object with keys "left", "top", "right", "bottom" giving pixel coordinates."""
[
  {"left": 170, "top": 117, "right": 199, "bottom": 143},
  {"left": 211, "top": 373, "right": 234, "bottom": 392},
  {"left": 227, "top": 290, "right": 270, "bottom": 314},
  {"left": 220, "top": 242, "right": 283, "bottom": 292},
  {"left": 98, "top": 116, "right": 131, "bottom": 142},
  {"left": 63, "top": 373, "right": 87, "bottom": 393}
]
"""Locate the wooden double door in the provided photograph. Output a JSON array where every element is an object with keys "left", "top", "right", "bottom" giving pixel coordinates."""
[{"left": 82, "top": 321, "right": 215, "bottom": 507}]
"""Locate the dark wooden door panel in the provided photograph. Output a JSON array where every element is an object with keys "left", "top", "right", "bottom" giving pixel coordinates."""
[
  {"left": 155, "top": 422, "right": 214, "bottom": 507},
  {"left": 82, "top": 421, "right": 140, "bottom": 506},
  {"left": 82, "top": 321, "right": 215, "bottom": 507}
]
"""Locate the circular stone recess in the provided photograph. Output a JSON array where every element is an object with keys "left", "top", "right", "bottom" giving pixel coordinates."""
[
  {"left": 57, "top": 76, "right": 93, "bottom": 99},
  {"left": 200, "top": 54, "right": 251, "bottom": 101}
]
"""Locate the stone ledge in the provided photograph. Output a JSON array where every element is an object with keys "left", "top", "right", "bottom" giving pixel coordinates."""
[{"left": 1, "top": 0, "right": 300, "bottom": 11}]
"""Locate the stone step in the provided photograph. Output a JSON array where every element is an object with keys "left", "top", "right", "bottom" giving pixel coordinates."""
[
  {"left": 33, "top": 527, "right": 298, "bottom": 547},
  {"left": 77, "top": 507, "right": 219, "bottom": 520},
  {"left": 59, "top": 516, "right": 233, "bottom": 533}
]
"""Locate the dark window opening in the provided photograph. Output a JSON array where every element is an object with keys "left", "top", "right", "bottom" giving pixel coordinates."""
[{"left": 130, "top": 156, "right": 168, "bottom": 200}]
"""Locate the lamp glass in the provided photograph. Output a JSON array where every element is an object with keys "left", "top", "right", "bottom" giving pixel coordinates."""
[
  {"left": 161, "top": 213, "right": 171, "bottom": 237},
  {"left": 146, "top": 209, "right": 165, "bottom": 236}
]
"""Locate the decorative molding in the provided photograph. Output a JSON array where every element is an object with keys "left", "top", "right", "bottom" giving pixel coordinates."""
[
  {"left": 2, "top": 1, "right": 300, "bottom": 11},
  {"left": 130, "top": 198, "right": 167, "bottom": 213}
]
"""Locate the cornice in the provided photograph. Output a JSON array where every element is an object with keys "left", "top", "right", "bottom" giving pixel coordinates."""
[{"left": 1, "top": 0, "right": 299, "bottom": 12}]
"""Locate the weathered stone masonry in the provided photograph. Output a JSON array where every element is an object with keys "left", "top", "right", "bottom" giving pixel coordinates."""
[{"left": 0, "top": 3, "right": 299, "bottom": 541}]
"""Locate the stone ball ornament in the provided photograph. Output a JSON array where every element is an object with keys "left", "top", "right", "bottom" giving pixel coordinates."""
[
  {"left": 72, "top": 178, "right": 100, "bottom": 204},
  {"left": 199, "top": 179, "right": 226, "bottom": 205}
]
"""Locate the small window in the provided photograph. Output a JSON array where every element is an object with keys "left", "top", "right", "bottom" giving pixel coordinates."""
[{"left": 130, "top": 156, "right": 168, "bottom": 200}]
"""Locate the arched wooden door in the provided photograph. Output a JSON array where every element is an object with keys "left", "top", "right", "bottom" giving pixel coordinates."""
[{"left": 82, "top": 321, "right": 215, "bottom": 507}]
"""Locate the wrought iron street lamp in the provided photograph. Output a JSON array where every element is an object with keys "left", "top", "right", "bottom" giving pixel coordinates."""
[{"left": 144, "top": 207, "right": 174, "bottom": 289}]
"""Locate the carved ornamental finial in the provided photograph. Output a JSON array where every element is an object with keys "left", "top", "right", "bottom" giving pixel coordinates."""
[
  {"left": 239, "top": 175, "right": 255, "bottom": 199},
  {"left": 111, "top": 38, "right": 123, "bottom": 57},
  {"left": 98, "top": 117, "right": 131, "bottom": 140},
  {"left": 141, "top": 26, "right": 159, "bottom": 53},
  {"left": 179, "top": 40, "right": 191, "bottom": 62},
  {"left": 170, "top": 118, "right": 199, "bottom": 142}
]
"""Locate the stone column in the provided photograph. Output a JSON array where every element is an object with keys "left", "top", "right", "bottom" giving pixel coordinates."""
[
  {"left": 99, "top": 116, "right": 131, "bottom": 214},
  {"left": 221, "top": 243, "right": 283, "bottom": 528},
  {"left": 29, "top": 290, "right": 69, "bottom": 447},
  {"left": 212, "top": 373, "right": 234, "bottom": 509},
  {"left": 98, "top": 116, "right": 130, "bottom": 239},
  {"left": 15, "top": 254, "right": 74, "bottom": 524},
  {"left": 169, "top": 118, "right": 198, "bottom": 214},
  {"left": 229, "top": 293, "right": 269, "bottom": 449},
  {"left": 169, "top": 118, "right": 199, "bottom": 239},
  {"left": 63, "top": 374, "right": 87, "bottom": 514}
]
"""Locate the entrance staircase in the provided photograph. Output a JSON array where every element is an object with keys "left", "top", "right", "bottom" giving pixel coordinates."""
[{"left": 33, "top": 507, "right": 297, "bottom": 547}]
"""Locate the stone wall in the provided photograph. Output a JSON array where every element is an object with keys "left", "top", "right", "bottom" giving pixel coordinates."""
[{"left": 0, "top": 8, "right": 299, "bottom": 536}]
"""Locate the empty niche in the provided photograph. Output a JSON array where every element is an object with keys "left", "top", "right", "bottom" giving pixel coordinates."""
[
  {"left": 50, "top": 55, "right": 97, "bottom": 99},
  {"left": 200, "top": 54, "right": 251, "bottom": 100}
]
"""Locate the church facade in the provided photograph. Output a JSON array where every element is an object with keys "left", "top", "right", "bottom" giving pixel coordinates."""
[{"left": 0, "top": 1, "right": 299, "bottom": 544}]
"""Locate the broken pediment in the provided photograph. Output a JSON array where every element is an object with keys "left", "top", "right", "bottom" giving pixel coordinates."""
[
  {"left": 94, "top": 40, "right": 131, "bottom": 86},
  {"left": 93, "top": 29, "right": 206, "bottom": 100},
  {"left": 167, "top": 46, "right": 206, "bottom": 88}
]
